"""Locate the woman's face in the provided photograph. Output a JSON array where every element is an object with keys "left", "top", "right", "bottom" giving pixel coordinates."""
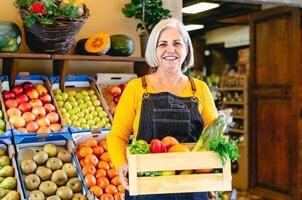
[{"left": 156, "top": 27, "right": 188, "bottom": 71}]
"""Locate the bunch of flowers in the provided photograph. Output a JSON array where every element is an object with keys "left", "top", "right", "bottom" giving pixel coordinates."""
[{"left": 15, "top": 0, "right": 86, "bottom": 27}]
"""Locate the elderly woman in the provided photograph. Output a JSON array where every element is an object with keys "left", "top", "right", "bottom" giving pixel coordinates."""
[{"left": 107, "top": 18, "right": 218, "bottom": 200}]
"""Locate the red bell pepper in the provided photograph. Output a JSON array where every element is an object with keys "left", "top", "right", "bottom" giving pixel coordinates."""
[{"left": 150, "top": 139, "right": 167, "bottom": 153}]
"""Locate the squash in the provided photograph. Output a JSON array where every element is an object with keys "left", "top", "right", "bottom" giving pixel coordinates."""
[
  {"left": 0, "top": 21, "right": 22, "bottom": 53},
  {"left": 107, "top": 34, "right": 135, "bottom": 57},
  {"left": 84, "top": 33, "right": 111, "bottom": 55},
  {"left": 75, "top": 38, "right": 90, "bottom": 55}
]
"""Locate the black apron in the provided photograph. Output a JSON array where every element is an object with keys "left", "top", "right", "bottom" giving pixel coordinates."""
[{"left": 126, "top": 76, "right": 208, "bottom": 200}]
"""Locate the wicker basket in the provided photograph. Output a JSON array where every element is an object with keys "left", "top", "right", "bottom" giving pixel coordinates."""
[{"left": 20, "top": 6, "right": 89, "bottom": 54}]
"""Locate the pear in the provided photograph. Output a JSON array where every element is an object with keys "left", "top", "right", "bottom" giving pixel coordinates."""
[
  {"left": 0, "top": 156, "right": 10, "bottom": 167},
  {"left": 0, "top": 166, "right": 14, "bottom": 177},
  {"left": 33, "top": 151, "right": 49, "bottom": 165},
  {"left": 2, "top": 191, "right": 19, "bottom": 200},
  {"left": 66, "top": 178, "right": 82, "bottom": 193},
  {"left": 56, "top": 186, "right": 73, "bottom": 200},
  {"left": 57, "top": 150, "right": 72, "bottom": 163},
  {"left": 0, "top": 148, "right": 5, "bottom": 157},
  {"left": 43, "top": 144, "right": 58, "bottom": 157},
  {"left": 0, "top": 177, "right": 17, "bottom": 190},
  {"left": 0, "top": 188, "right": 10, "bottom": 198},
  {"left": 24, "top": 174, "right": 40, "bottom": 191},
  {"left": 35, "top": 166, "right": 52, "bottom": 181},
  {"left": 51, "top": 170, "right": 68, "bottom": 186},
  {"left": 72, "top": 193, "right": 87, "bottom": 200},
  {"left": 29, "top": 190, "right": 45, "bottom": 200},
  {"left": 47, "top": 195, "right": 61, "bottom": 200},
  {"left": 21, "top": 159, "right": 37, "bottom": 175},
  {"left": 39, "top": 181, "right": 57, "bottom": 196},
  {"left": 46, "top": 158, "right": 63, "bottom": 171},
  {"left": 62, "top": 163, "right": 77, "bottom": 178}
]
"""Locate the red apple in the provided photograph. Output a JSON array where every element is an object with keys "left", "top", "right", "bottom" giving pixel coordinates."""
[
  {"left": 9, "top": 115, "right": 26, "bottom": 128},
  {"left": 46, "top": 112, "right": 59, "bottom": 123},
  {"left": 5, "top": 99, "right": 18, "bottom": 109},
  {"left": 36, "top": 117, "right": 51, "bottom": 127},
  {"left": 39, "top": 94, "right": 52, "bottom": 104},
  {"left": 12, "top": 86, "right": 23, "bottom": 95},
  {"left": 16, "top": 94, "right": 29, "bottom": 104},
  {"left": 35, "top": 84, "right": 48, "bottom": 96},
  {"left": 49, "top": 123, "right": 62, "bottom": 132},
  {"left": 113, "top": 95, "right": 121, "bottom": 104},
  {"left": 29, "top": 99, "right": 43, "bottom": 107},
  {"left": 32, "top": 106, "right": 46, "bottom": 117},
  {"left": 37, "top": 127, "right": 51, "bottom": 134},
  {"left": 119, "top": 83, "right": 127, "bottom": 92},
  {"left": 25, "top": 88, "right": 39, "bottom": 99},
  {"left": 25, "top": 121, "right": 39, "bottom": 132},
  {"left": 109, "top": 86, "right": 122, "bottom": 97},
  {"left": 44, "top": 103, "right": 56, "bottom": 113},
  {"left": 22, "top": 112, "right": 36, "bottom": 123},
  {"left": 21, "top": 82, "right": 34, "bottom": 90},
  {"left": 2, "top": 91, "right": 15, "bottom": 100},
  {"left": 7, "top": 108, "right": 21, "bottom": 118},
  {"left": 17, "top": 127, "right": 28, "bottom": 133},
  {"left": 18, "top": 102, "right": 32, "bottom": 113}
]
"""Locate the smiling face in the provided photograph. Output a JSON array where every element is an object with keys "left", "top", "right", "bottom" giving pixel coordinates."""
[{"left": 156, "top": 27, "right": 188, "bottom": 71}]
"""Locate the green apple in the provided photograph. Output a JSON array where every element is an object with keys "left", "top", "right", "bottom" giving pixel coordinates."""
[
  {"left": 70, "top": 101, "right": 78, "bottom": 107},
  {"left": 53, "top": 88, "right": 62, "bottom": 95},
  {"left": 91, "top": 95, "right": 98, "bottom": 101},
  {"left": 81, "top": 124, "right": 90, "bottom": 129},
  {"left": 87, "top": 106, "right": 95, "bottom": 111},
  {"left": 72, "top": 121, "right": 81, "bottom": 128},
  {"left": 93, "top": 100, "right": 101, "bottom": 107},
  {"left": 83, "top": 96, "right": 91, "bottom": 101},
  {"left": 0, "top": 120, "right": 5, "bottom": 131},
  {"left": 55, "top": 94, "right": 63, "bottom": 101},
  {"left": 76, "top": 112, "right": 85, "bottom": 118},
  {"left": 93, "top": 117, "right": 101, "bottom": 123},
  {"left": 83, "top": 109, "right": 90, "bottom": 114},
  {"left": 91, "top": 111, "right": 98, "bottom": 117},
  {"left": 96, "top": 121, "right": 106, "bottom": 128},
  {"left": 64, "top": 102, "right": 73, "bottom": 110},
  {"left": 79, "top": 104, "right": 87, "bottom": 110},
  {"left": 60, "top": 108, "right": 67, "bottom": 113},
  {"left": 85, "top": 114, "right": 93, "bottom": 121},
  {"left": 85, "top": 101, "right": 92, "bottom": 107},
  {"left": 70, "top": 115, "right": 78, "bottom": 121},
  {"left": 68, "top": 110, "right": 77, "bottom": 116},
  {"left": 87, "top": 120, "right": 95, "bottom": 126},
  {"left": 105, "top": 123, "right": 112, "bottom": 128},
  {"left": 96, "top": 106, "right": 103, "bottom": 112},
  {"left": 68, "top": 90, "right": 76, "bottom": 97},
  {"left": 63, "top": 112, "right": 70, "bottom": 119},
  {"left": 88, "top": 90, "right": 95, "bottom": 96},
  {"left": 62, "top": 92, "right": 68, "bottom": 101},
  {"left": 68, "top": 97, "right": 76, "bottom": 102},
  {"left": 0, "top": 130, "right": 4, "bottom": 136},
  {"left": 57, "top": 101, "right": 64, "bottom": 108},
  {"left": 78, "top": 118, "right": 86, "bottom": 125},
  {"left": 77, "top": 99, "right": 84, "bottom": 104},
  {"left": 101, "top": 117, "right": 109, "bottom": 124},
  {"left": 80, "top": 90, "right": 88, "bottom": 96},
  {"left": 73, "top": 107, "right": 81, "bottom": 113},
  {"left": 65, "top": 118, "right": 72, "bottom": 125},
  {"left": 99, "top": 111, "right": 108, "bottom": 118}
]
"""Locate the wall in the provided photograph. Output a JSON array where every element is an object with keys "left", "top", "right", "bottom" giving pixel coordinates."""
[{"left": 0, "top": 0, "right": 181, "bottom": 75}]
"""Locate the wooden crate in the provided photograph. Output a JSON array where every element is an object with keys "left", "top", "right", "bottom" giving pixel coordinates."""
[{"left": 127, "top": 144, "right": 232, "bottom": 196}]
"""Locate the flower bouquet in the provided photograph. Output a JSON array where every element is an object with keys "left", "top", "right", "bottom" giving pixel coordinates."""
[{"left": 15, "top": 0, "right": 89, "bottom": 54}]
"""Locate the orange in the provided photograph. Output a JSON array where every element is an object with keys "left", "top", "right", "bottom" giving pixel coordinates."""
[
  {"left": 100, "top": 194, "right": 114, "bottom": 200},
  {"left": 78, "top": 143, "right": 88, "bottom": 149},
  {"left": 168, "top": 144, "right": 190, "bottom": 152},
  {"left": 99, "top": 140, "right": 107, "bottom": 151},
  {"left": 117, "top": 185, "right": 125, "bottom": 193},
  {"left": 106, "top": 169, "right": 118, "bottom": 179},
  {"left": 85, "top": 154, "right": 99, "bottom": 166},
  {"left": 82, "top": 164, "right": 96, "bottom": 176},
  {"left": 98, "top": 160, "right": 110, "bottom": 170},
  {"left": 161, "top": 136, "right": 179, "bottom": 150},
  {"left": 85, "top": 174, "right": 96, "bottom": 188},
  {"left": 108, "top": 161, "right": 114, "bottom": 169},
  {"left": 95, "top": 169, "right": 107, "bottom": 178},
  {"left": 105, "top": 184, "right": 118, "bottom": 195},
  {"left": 90, "top": 185, "right": 103, "bottom": 198},
  {"left": 100, "top": 152, "right": 111, "bottom": 162},
  {"left": 79, "top": 159, "right": 86, "bottom": 168},
  {"left": 114, "top": 192, "right": 125, "bottom": 200},
  {"left": 87, "top": 139, "right": 98, "bottom": 148},
  {"left": 79, "top": 146, "right": 93, "bottom": 158},
  {"left": 97, "top": 176, "right": 110, "bottom": 189},
  {"left": 110, "top": 176, "right": 121, "bottom": 187},
  {"left": 93, "top": 146, "right": 104, "bottom": 157}
]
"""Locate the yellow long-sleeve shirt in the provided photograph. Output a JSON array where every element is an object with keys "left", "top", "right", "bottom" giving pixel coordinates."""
[{"left": 107, "top": 76, "right": 218, "bottom": 170}]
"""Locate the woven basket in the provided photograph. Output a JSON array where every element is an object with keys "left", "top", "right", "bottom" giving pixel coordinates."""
[{"left": 20, "top": 6, "right": 89, "bottom": 54}]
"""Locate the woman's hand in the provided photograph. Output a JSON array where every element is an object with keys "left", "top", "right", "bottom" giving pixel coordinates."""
[{"left": 118, "top": 163, "right": 129, "bottom": 191}]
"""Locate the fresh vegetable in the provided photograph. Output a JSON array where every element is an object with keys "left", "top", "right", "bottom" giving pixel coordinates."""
[
  {"left": 107, "top": 34, "right": 135, "bottom": 57},
  {"left": 128, "top": 139, "right": 150, "bottom": 154},
  {"left": 150, "top": 139, "right": 167, "bottom": 153},
  {"left": 84, "top": 33, "right": 111, "bottom": 55},
  {"left": 0, "top": 21, "right": 22, "bottom": 53},
  {"left": 137, "top": 171, "right": 161, "bottom": 177}
]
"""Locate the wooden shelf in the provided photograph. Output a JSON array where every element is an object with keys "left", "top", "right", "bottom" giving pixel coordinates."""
[
  {"left": 0, "top": 53, "right": 148, "bottom": 89},
  {"left": 230, "top": 128, "right": 245, "bottom": 133},
  {"left": 233, "top": 115, "right": 245, "bottom": 119},
  {"left": 222, "top": 87, "right": 244, "bottom": 91},
  {"left": 223, "top": 101, "right": 245, "bottom": 105}
]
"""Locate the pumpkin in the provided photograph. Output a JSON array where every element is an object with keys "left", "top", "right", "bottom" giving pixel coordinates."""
[
  {"left": 0, "top": 21, "right": 22, "bottom": 53},
  {"left": 84, "top": 33, "right": 111, "bottom": 55},
  {"left": 107, "top": 34, "right": 135, "bottom": 57},
  {"left": 75, "top": 38, "right": 90, "bottom": 55}
]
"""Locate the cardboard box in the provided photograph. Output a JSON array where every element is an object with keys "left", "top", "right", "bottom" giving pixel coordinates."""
[
  {"left": 127, "top": 144, "right": 232, "bottom": 196},
  {"left": 51, "top": 75, "right": 112, "bottom": 134}
]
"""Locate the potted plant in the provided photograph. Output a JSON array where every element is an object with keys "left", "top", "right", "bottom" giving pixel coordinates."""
[{"left": 122, "top": 0, "right": 171, "bottom": 56}]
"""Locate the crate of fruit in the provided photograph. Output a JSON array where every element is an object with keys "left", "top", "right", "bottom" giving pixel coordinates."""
[
  {"left": 51, "top": 75, "right": 112, "bottom": 134},
  {"left": 127, "top": 142, "right": 232, "bottom": 196},
  {"left": 96, "top": 73, "right": 137, "bottom": 117},
  {"left": 14, "top": 133, "right": 93, "bottom": 200},
  {"left": 0, "top": 75, "right": 69, "bottom": 137},
  {"left": 0, "top": 76, "right": 13, "bottom": 137},
  {"left": 0, "top": 136, "right": 23, "bottom": 199},
  {"left": 72, "top": 131, "right": 125, "bottom": 200}
]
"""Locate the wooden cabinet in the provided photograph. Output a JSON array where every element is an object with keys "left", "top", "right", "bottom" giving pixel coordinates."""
[
  {"left": 249, "top": 7, "right": 302, "bottom": 199},
  {"left": 0, "top": 53, "right": 149, "bottom": 89}
]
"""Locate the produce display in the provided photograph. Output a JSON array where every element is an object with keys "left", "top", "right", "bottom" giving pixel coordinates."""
[
  {"left": 2, "top": 82, "right": 62, "bottom": 134},
  {"left": 76, "top": 139, "right": 125, "bottom": 200},
  {"left": 0, "top": 20, "right": 22, "bottom": 53},
  {"left": 53, "top": 88, "right": 111, "bottom": 130},
  {"left": 19, "top": 143, "right": 87, "bottom": 200},
  {"left": 0, "top": 110, "right": 6, "bottom": 136},
  {"left": 0, "top": 147, "right": 19, "bottom": 200}
]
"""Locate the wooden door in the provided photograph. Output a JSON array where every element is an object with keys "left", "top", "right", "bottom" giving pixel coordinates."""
[{"left": 249, "top": 7, "right": 302, "bottom": 199}]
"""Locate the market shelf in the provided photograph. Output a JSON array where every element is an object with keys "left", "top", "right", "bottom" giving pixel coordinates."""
[
  {"left": 233, "top": 115, "right": 245, "bottom": 119},
  {"left": 223, "top": 101, "right": 245, "bottom": 105},
  {"left": 230, "top": 128, "right": 245, "bottom": 134},
  {"left": 222, "top": 87, "right": 244, "bottom": 91}
]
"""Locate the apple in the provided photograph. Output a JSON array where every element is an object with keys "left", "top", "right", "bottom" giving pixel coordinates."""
[
  {"left": 2, "top": 91, "right": 15, "bottom": 100},
  {"left": 49, "top": 123, "right": 62, "bottom": 132},
  {"left": 37, "top": 127, "right": 51, "bottom": 134},
  {"left": 119, "top": 83, "right": 127, "bottom": 92},
  {"left": 9, "top": 115, "right": 26, "bottom": 128},
  {"left": 7, "top": 108, "right": 22, "bottom": 118},
  {"left": 12, "top": 86, "right": 24, "bottom": 95},
  {"left": 39, "top": 94, "right": 52, "bottom": 104},
  {"left": 109, "top": 86, "right": 122, "bottom": 97},
  {"left": 17, "top": 127, "right": 28, "bottom": 133},
  {"left": 113, "top": 95, "right": 121, "bottom": 104},
  {"left": 46, "top": 112, "right": 59, "bottom": 123},
  {"left": 21, "top": 82, "right": 34, "bottom": 90},
  {"left": 25, "top": 88, "right": 39, "bottom": 99},
  {"left": 16, "top": 94, "right": 29, "bottom": 104},
  {"left": 29, "top": 99, "right": 43, "bottom": 107},
  {"left": 32, "top": 106, "right": 46, "bottom": 117},
  {"left": 44, "top": 104, "right": 56, "bottom": 113},
  {"left": 35, "top": 84, "right": 48, "bottom": 96},
  {"left": 25, "top": 121, "right": 39, "bottom": 132},
  {"left": 36, "top": 117, "right": 51, "bottom": 127},
  {"left": 22, "top": 112, "right": 36, "bottom": 123},
  {"left": 18, "top": 102, "right": 32, "bottom": 113},
  {"left": 5, "top": 99, "right": 18, "bottom": 109}
]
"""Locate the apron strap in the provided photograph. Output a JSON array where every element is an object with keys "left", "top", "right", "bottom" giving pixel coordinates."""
[
  {"left": 188, "top": 76, "right": 198, "bottom": 102},
  {"left": 141, "top": 76, "right": 150, "bottom": 99}
]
